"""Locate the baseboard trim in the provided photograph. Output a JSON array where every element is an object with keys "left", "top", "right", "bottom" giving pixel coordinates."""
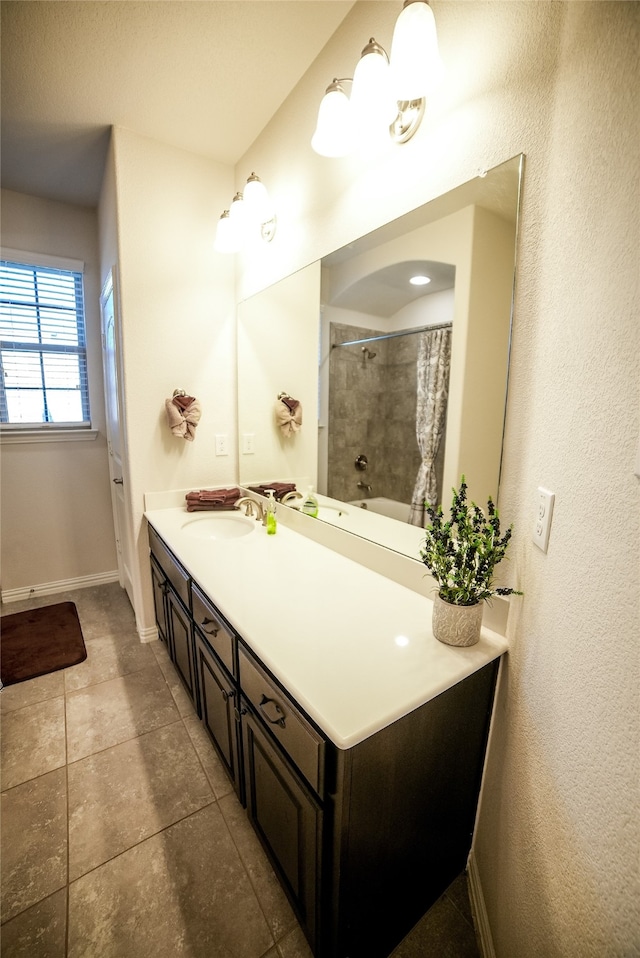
[
  {"left": 467, "top": 851, "right": 497, "bottom": 958},
  {"left": 1, "top": 570, "right": 120, "bottom": 605},
  {"left": 138, "top": 625, "right": 159, "bottom": 644}
]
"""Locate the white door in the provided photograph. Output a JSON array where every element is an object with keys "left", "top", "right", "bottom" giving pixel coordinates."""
[{"left": 100, "top": 269, "right": 135, "bottom": 608}]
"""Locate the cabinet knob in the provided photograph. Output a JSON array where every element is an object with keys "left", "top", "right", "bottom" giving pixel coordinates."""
[{"left": 259, "top": 693, "right": 287, "bottom": 728}]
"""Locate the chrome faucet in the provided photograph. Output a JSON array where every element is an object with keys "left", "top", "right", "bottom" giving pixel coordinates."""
[
  {"left": 281, "top": 490, "right": 303, "bottom": 506},
  {"left": 357, "top": 481, "right": 372, "bottom": 493},
  {"left": 234, "top": 497, "right": 265, "bottom": 522}
]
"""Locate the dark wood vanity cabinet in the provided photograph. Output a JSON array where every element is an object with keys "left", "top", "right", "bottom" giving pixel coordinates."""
[
  {"left": 239, "top": 644, "right": 325, "bottom": 947},
  {"left": 192, "top": 583, "right": 243, "bottom": 800},
  {"left": 148, "top": 527, "right": 197, "bottom": 709},
  {"left": 241, "top": 703, "right": 323, "bottom": 945},
  {"left": 147, "top": 524, "right": 500, "bottom": 958}
]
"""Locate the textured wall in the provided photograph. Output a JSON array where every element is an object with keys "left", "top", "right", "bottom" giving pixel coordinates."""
[
  {"left": 237, "top": 2, "right": 640, "bottom": 955},
  {"left": 101, "top": 129, "right": 236, "bottom": 634}
]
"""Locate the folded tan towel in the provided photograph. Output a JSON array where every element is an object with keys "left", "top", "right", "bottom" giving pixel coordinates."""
[
  {"left": 165, "top": 395, "right": 202, "bottom": 441},
  {"left": 185, "top": 487, "right": 240, "bottom": 505},
  {"left": 184, "top": 487, "right": 241, "bottom": 511},
  {"left": 248, "top": 482, "right": 296, "bottom": 501},
  {"left": 275, "top": 397, "right": 302, "bottom": 437}
]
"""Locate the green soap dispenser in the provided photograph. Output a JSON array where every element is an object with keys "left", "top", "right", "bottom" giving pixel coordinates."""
[
  {"left": 302, "top": 486, "right": 319, "bottom": 518},
  {"left": 265, "top": 489, "right": 277, "bottom": 535}
]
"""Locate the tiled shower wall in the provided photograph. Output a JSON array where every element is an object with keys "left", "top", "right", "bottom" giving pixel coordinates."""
[{"left": 327, "top": 322, "right": 446, "bottom": 509}]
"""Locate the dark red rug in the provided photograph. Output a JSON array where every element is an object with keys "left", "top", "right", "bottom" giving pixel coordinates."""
[{"left": 1, "top": 601, "right": 87, "bottom": 686}]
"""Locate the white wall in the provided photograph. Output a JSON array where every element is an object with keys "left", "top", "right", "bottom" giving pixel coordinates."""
[
  {"left": 237, "top": 261, "right": 321, "bottom": 487},
  {"left": 235, "top": 2, "right": 639, "bottom": 956},
  {"left": 105, "top": 127, "right": 236, "bottom": 633},
  {"left": 0, "top": 189, "right": 117, "bottom": 595}
]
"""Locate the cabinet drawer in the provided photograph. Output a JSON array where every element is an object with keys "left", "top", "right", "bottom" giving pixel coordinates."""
[
  {"left": 148, "top": 526, "right": 190, "bottom": 610},
  {"left": 239, "top": 645, "right": 325, "bottom": 795},
  {"left": 191, "top": 584, "right": 235, "bottom": 676}
]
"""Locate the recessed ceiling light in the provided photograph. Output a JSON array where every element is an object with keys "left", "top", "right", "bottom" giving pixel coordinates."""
[{"left": 409, "top": 274, "right": 431, "bottom": 286}]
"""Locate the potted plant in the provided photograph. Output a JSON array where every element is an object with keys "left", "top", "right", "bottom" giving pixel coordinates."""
[{"left": 420, "top": 476, "right": 522, "bottom": 647}]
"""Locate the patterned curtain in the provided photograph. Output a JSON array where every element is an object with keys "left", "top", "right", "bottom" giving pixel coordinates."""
[{"left": 408, "top": 327, "right": 452, "bottom": 527}]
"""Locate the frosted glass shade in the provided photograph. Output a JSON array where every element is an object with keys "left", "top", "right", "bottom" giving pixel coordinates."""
[
  {"left": 311, "top": 82, "right": 354, "bottom": 157},
  {"left": 389, "top": 0, "right": 444, "bottom": 100},
  {"left": 243, "top": 174, "right": 273, "bottom": 223},
  {"left": 350, "top": 39, "right": 398, "bottom": 135},
  {"left": 214, "top": 211, "right": 242, "bottom": 253}
]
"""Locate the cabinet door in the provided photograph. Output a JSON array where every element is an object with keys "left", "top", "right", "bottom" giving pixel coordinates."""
[
  {"left": 242, "top": 701, "right": 322, "bottom": 952},
  {"left": 167, "top": 588, "right": 197, "bottom": 708},
  {"left": 196, "top": 635, "right": 242, "bottom": 799},
  {"left": 150, "top": 556, "right": 169, "bottom": 646}
]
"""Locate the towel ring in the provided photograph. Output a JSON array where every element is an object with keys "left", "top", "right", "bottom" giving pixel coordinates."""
[
  {"left": 173, "top": 389, "right": 186, "bottom": 397},
  {"left": 277, "top": 391, "right": 290, "bottom": 400}
]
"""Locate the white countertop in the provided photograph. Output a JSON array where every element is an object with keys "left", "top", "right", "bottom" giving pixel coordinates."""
[{"left": 144, "top": 504, "right": 508, "bottom": 750}]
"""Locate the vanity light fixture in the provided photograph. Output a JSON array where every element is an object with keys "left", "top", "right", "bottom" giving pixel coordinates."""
[
  {"left": 311, "top": 0, "right": 442, "bottom": 158},
  {"left": 214, "top": 173, "right": 276, "bottom": 253}
]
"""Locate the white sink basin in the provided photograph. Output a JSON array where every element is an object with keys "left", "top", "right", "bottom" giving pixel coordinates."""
[{"left": 181, "top": 512, "right": 256, "bottom": 540}]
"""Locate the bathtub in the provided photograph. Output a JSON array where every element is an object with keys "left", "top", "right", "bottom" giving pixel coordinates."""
[{"left": 348, "top": 497, "right": 412, "bottom": 523}]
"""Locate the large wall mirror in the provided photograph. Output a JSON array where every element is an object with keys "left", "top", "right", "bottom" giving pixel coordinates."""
[{"left": 237, "top": 154, "right": 524, "bottom": 560}]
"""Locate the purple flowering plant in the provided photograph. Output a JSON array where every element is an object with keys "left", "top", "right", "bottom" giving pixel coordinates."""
[{"left": 420, "top": 476, "right": 523, "bottom": 606}]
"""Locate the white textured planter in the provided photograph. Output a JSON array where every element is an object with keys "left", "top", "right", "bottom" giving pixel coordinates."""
[{"left": 432, "top": 595, "right": 483, "bottom": 647}]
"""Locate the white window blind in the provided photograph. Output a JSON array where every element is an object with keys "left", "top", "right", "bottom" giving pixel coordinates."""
[{"left": 0, "top": 257, "right": 91, "bottom": 428}]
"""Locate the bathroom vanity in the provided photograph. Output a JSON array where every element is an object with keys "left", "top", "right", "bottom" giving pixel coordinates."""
[{"left": 145, "top": 502, "right": 507, "bottom": 958}]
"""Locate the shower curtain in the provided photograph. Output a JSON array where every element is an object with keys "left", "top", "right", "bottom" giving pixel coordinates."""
[{"left": 408, "top": 327, "right": 452, "bottom": 527}]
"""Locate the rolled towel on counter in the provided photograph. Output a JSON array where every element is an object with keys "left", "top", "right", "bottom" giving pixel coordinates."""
[
  {"left": 185, "top": 487, "right": 241, "bottom": 511},
  {"left": 165, "top": 394, "right": 202, "bottom": 441},
  {"left": 248, "top": 482, "right": 296, "bottom": 501},
  {"left": 275, "top": 397, "right": 302, "bottom": 437}
]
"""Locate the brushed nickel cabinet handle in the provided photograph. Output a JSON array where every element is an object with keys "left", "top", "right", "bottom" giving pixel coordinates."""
[
  {"left": 259, "top": 693, "right": 286, "bottom": 728},
  {"left": 201, "top": 617, "right": 220, "bottom": 637}
]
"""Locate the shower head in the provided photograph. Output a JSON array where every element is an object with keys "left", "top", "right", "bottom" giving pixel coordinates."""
[{"left": 361, "top": 346, "right": 377, "bottom": 360}]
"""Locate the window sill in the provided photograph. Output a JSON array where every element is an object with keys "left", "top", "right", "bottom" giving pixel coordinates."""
[{"left": 0, "top": 428, "right": 99, "bottom": 445}]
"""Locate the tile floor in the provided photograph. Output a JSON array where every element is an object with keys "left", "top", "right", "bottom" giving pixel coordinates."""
[{"left": 1, "top": 583, "right": 481, "bottom": 958}]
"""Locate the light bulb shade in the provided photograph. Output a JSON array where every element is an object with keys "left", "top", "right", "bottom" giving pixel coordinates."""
[
  {"left": 389, "top": 0, "right": 444, "bottom": 100},
  {"left": 244, "top": 173, "right": 273, "bottom": 223},
  {"left": 350, "top": 38, "right": 398, "bottom": 143},
  {"left": 214, "top": 210, "right": 242, "bottom": 253},
  {"left": 229, "top": 192, "right": 246, "bottom": 223},
  {"left": 311, "top": 81, "right": 354, "bottom": 157}
]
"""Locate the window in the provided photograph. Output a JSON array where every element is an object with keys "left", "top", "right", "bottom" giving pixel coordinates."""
[{"left": 0, "top": 253, "right": 90, "bottom": 429}]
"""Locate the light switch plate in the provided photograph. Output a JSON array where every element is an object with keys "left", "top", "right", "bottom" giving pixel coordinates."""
[{"left": 533, "top": 487, "right": 554, "bottom": 552}]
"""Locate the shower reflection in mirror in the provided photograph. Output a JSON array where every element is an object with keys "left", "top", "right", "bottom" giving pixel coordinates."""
[{"left": 324, "top": 308, "right": 453, "bottom": 525}]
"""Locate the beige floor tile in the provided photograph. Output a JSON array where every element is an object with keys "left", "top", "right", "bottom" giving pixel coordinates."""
[
  {"left": 64, "top": 628, "right": 156, "bottom": 692},
  {"left": 68, "top": 720, "right": 215, "bottom": 880},
  {"left": 389, "top": 890, "right": 480, "bottom": 958},
  {"left": 68, "top": 804, "right": 275, "bottom": 958},
  {"left": 219, "top": 792, "right": 298, "bottom": 942},
  {"left": 0, "top": 695, "right": 66, "bottom": 789},
  {"left": 1, "top": 768, "right": 67, "bottom": 923},
  {"left": 275, "top": 925, "right": 315, "bottom": 958},
  {"left": 0, "top": 888, "right": 67, "bottom": 958},
  {"left": 183, "top": 713, "right": 236, "bottom": 799},
  {"left": 0, "top": 670, "right": 65, "bottom": 713},
  {"left": 65, "top": 664, "right": 179, "bottom": 762},
  {"left": 69, "top": 583, "right": 136, "bottom": 640},
  {"left": 151, "top": 640, "right": 197, "bottom": 717}
]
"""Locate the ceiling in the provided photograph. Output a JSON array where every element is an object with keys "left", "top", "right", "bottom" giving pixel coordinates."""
[
  {"left": 330, "top": 260, "right": 455, "bottom": 316},
  {"left": 1, "top": 0, "right": 356, "bottom": 208}
]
